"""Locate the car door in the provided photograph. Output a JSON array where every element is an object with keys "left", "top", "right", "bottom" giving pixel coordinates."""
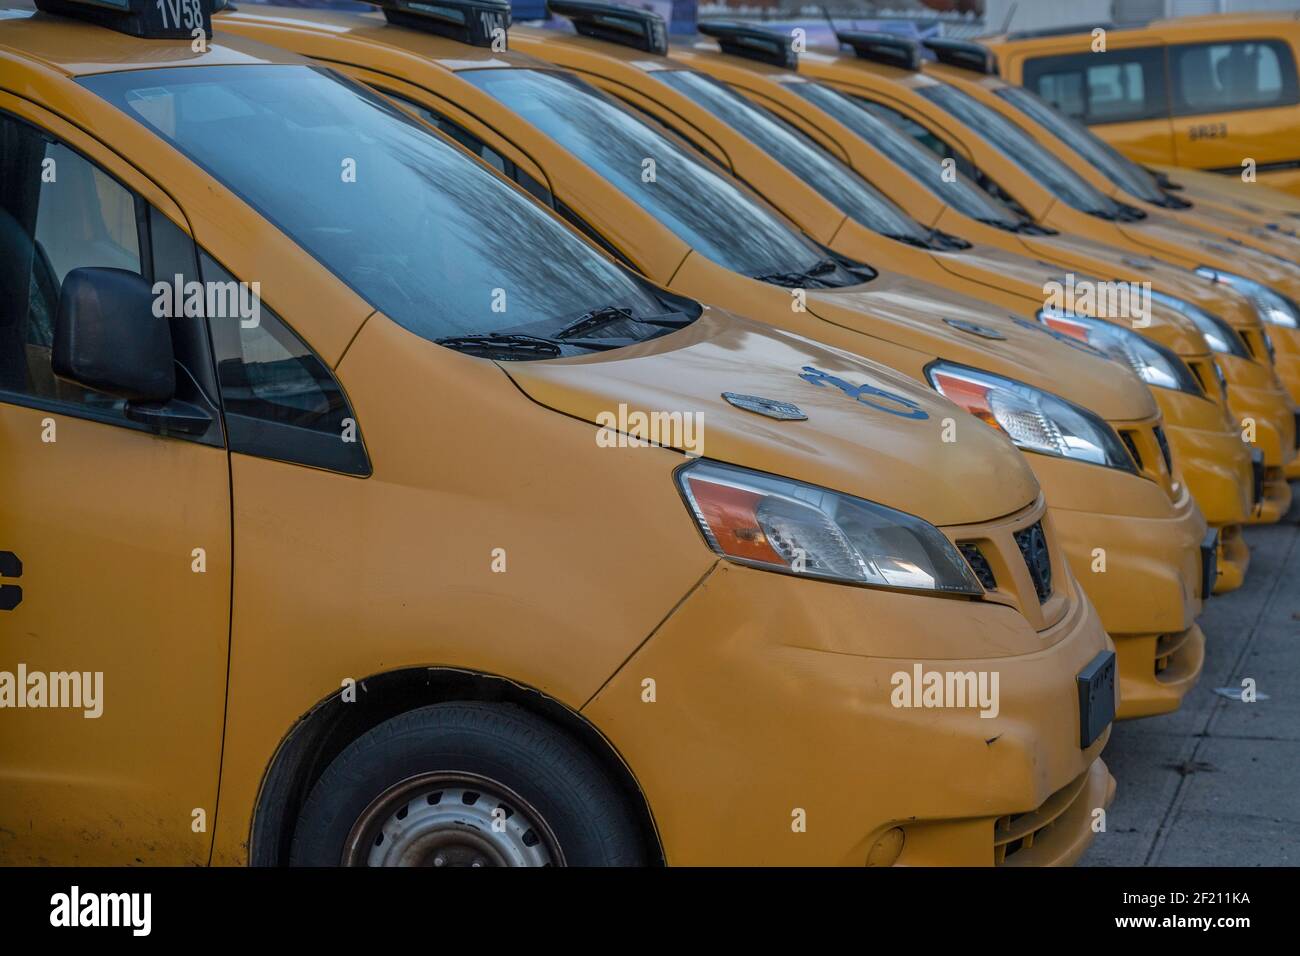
[
  {"left": 0, "top": 101, "right": 231, "bottom": 865},
  {"left": 1020, "top": 44, "right": 1176, "bottom": 166},
  {"left": 1167, "top": 37, "right": 1300, "bottom": 183}
]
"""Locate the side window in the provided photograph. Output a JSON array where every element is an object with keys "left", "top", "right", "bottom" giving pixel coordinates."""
[
  {"left": 1169, "top": 40, "right": 1299, "bottom": 115},
  {"left": 1023, "top": 48, "right": 1168, "bottom": 124},
  {"left": 200, "top": 253, "right": 370, "bottom": 475},
  {"left": 0, "top": 114, "right": 141, "bottom": 419},
  {"left": 854, "top": 98, "right": 979, "bottom": 179},
  {"left": 612, "top": 96, "right": 732, "bottom": 172},
  {"left": 856, "top": 98, "right": 1031, "bottom": 218},
  {"left": 378, "top": 89, "right": 553, "bottom": 205},
  {"left": 381, "top": 87, "right": 636, "bottom": 268}
]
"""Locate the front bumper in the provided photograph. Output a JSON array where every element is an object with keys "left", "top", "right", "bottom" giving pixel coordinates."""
[
  {"left": 1218, "top": 354, "right": 1298, "bottom": 510},
  {"left": 1215, "top": 523, "right": 1250, "bottom": 594},
  {"left": 584, "top": 503, "right": 1114, "bottom": 865},
  {"left": 1032, "top": 455, "right": 1207, "bottom": 720},
  {"left": 1155, "top": 390, "right": 1253, "bottom": 528}
]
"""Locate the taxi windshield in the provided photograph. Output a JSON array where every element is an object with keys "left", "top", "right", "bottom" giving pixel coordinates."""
[
  {"left": 917, "top": 81, "right": 1125, "bottom": 218},
  {"left": 83, "top": 64, "right": 675, "bottom": 349},
  {"left": 652, "top": 69, "right": 937, "bottom": 245},
  {"left": 461, "top": 66, "right": 867, "bottom": 286},
  {"left": 993, "top": 85, "right": 1168, "bottom": 205},
  {"left": 787, "top": 79, "right": 1023, "bottom": 228}
]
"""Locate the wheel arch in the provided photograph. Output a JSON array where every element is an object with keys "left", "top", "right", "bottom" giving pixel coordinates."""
[{"left": 247, "top": 666, "right": 664, "bottom": 866}]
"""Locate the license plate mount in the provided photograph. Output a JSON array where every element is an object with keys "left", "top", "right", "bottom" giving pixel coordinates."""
[
  {"left": 1200, "top": 529, "right": 1219, "bottom": 600},
  {"left": 1077, "top": 651, "right": 1116, "bottom": 749}
]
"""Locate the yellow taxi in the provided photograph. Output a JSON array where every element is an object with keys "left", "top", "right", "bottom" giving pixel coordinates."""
[
  {"left": 220, "top": 2, "right": 1213, "bottom": 721},
  {"left": 789, "top": 33, "right": 1300, "bottom": 494},
  {"left": 988, "top": 13, "right": 1300, "bottom": 197},
  {"left": 918, "top": 42, "right": 1300, "bottom": 425},
  {"left": 611, "top": 20, "right": 1268, "bottom": 578},
  {"left": 0, "top": 0, "right": 1116, "bottom": 866},
  {"left": 925, "top": 47, "right": 1300, "bottom": 279}
]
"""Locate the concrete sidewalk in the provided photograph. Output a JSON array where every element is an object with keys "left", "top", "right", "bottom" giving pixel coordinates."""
[{"left": 1083, "top": 490, "right": 1300, "bottom": 866}]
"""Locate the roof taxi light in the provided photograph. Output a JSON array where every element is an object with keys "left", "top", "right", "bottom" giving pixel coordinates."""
[
  {"left": 922, "top": 37, "right": 999, "bottom": 75},
  {"left": 33, "top": 0, "right": 218, "bottom": 39},
  {"left": 547, "top": 0, "right": 667, "bottom": 56},
  {"left": 834, "top": 30, "right": 922, "bottom": 72},
  {"left": 358, "top": 0, "right": 511, "bottom": 48},
  {"left": 698, "top": 20, "right": 797, "bottom": 70}
]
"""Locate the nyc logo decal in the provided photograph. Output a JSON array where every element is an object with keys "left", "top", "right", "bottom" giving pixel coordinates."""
[{"left": 799, "top": 367, "right": 928, "bottom": 420}]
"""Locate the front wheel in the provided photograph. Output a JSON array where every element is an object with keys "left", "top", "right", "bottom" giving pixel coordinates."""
[{"left": 289, "top": 701, "right": 647, "bottom": 867}]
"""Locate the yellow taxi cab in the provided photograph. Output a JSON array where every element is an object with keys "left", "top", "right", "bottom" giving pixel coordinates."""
[
  {"left": 987, "top": 13, "right": 1300, "bottom": 197},
  {"left": 924, "top": 46, "right": 1300, "bottom": 275},
  {"left": 0, "top": 0, "right": 1118, "bottom": 866},
  {"left": 219, "top": 2, "right": 1213, "bottom": 721},
  {"left": 606, "top": 18, "right": 1267, "bottom": 578},
  {"left": 1151, "top": 162, "right": 1300, "bottom": 219},
  {"left": 790, "top": 34, "right": 1300, "bottom": 491},
  {"left": 919, "top": 42, "right": 1300, "bottom": 414}
]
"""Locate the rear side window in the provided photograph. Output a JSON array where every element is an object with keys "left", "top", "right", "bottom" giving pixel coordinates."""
[
  {"left": 1023, "top": 47, "right": 1168, "bottom": 124},
  {"left": 1169, "top": 40, "right": 1299, "bottom": 115}
]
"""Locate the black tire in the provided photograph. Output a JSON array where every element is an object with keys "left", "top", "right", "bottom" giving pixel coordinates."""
[{"left": 289, "top": 701, "right": 646, "bottom": 867}]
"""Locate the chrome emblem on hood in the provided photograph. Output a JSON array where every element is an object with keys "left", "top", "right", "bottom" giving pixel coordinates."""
[
  {"left": 943, "top": 318, "right": 1006, "bottom": 340},
  {"left": 722, "top": 392, "right": 807, "bottom": 421}
]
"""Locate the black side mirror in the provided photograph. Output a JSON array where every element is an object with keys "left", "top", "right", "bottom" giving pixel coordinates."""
[{"left": 52, "top": 267, "right": 175, "bottom": 403}]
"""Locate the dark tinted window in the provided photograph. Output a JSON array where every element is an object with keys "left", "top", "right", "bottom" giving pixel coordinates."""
[
  {"left": 917, "top": 82, "right": 1123, "bottom": 216},
  {"left": 0, "top": 114, "right": 141, "bottom": 420},
  {"left": 653, "top": 70, "right": 933, "bottom": 243},
  {"left": 994, "top": 85, "right": 1165, "bottom": 203},
  {"left": 379, "top": 88, "right": 553, "bottom": 204},
  {"left": 1169, "top": 40, "right": 1299, "bottom": 115},
  {"left": 790, "top": 81, "right": 1021, "bottom": 226},
  {"left": 84, "top": 65, "right": 664, "bottom": 343},
  {"left": 201, "top": 252, "right": 369, "bottom": 475},
  {"left": 461, "top": 66, "right": 835, "bottom": 279},
  {"left": 1023, "top": 47, "right": 1168, "bottom": 124}
]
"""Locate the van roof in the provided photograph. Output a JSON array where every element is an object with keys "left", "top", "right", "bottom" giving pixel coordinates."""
[{"left": 0, "top": 5, "right": 302, "bottom": 76}]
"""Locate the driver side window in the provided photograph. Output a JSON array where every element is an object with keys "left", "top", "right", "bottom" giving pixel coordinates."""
[{"left": 0, "top": 114, "right": 142, "bottom": 421}]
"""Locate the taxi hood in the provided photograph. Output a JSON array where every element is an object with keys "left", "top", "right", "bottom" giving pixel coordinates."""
[
  {"left": 806, "top": 272, "right": 1159, "bottom": 422},
  {"left": 502, "top": 308, "right": 1039, "bottom": 527},
  {"left": 1027, "top": 231, "right": 1261, "bottom": 335}
]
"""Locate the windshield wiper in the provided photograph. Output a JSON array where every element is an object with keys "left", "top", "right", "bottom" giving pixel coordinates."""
[
  {"left": 882, "top": 232, "right": 933, "bottom": 249},
  {"left": 434, "top": 332, "right": 566, "bottom": 360},
  {"left": 751, "top": 257, "right": 844, "bottom": 288},
  {"left": 553, "top": 304, "right": 692, "bottom": 340},
  {"left": 930, "top": 229, "right": 973, "bottom": 251}
]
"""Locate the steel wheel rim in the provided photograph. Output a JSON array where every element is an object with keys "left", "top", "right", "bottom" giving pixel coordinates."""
[{"left": 342, "top": 771, "right": 564, "bottom": 867}]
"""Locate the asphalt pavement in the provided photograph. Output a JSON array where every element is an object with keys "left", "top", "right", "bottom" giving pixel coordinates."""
[{"left": 1083, "top": 487, "right": 1300, "bottom": 865}]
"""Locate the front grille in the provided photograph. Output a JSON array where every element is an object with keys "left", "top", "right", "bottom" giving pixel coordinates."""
[
  {"left": 1251, "top": 450, "right": 1265, "bottom": 506},
  {"left": 1155, "top": 630, "right": 1193, "bottom": 677},
  {"left": 1153, "top": 425, "right": 1174, "bottom": 475},
  {"left": 958, "top": 542, "right": 997, "bottom": 591},
  {"left": 1013, "top": 521, "right": 1052, "bottom": 603},
  {"left": 994, "top": 768, "right": 1090, "bottom": 865},
  {"left": 1119, "top": 431, "right": 1142, "bottom": 471}
]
